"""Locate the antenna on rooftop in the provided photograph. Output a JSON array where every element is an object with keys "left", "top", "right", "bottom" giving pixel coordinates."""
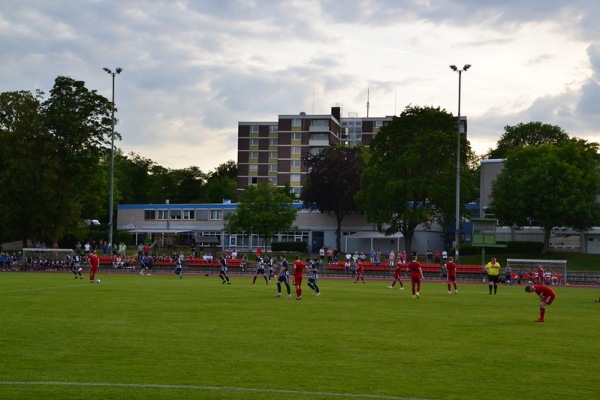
[{"left": 366, "top": 88, "right": 370, "bottom": 118}]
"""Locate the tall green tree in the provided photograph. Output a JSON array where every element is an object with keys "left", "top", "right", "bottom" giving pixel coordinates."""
[
  {"left": 204, "top": 160, "right": 237, "bottom": 203},
  {"left": 355, "top": 105, "right": 476, "bottom": 255},
  {"left": 224, "top": 182, "right": 297, "bottom": 249},
  {"left": 301, "top": 144, "right": 365, "bottom": 250},
  {"left": 0, "top": 90, "right": 52, "bottom": 245},
  {"left": 488, "top": 121, "right": 570, "bottom": 159},
  {"left": 114, "top": 151, "right": 157, "bottom": 205},
  {"left": 42, "top": 76, "right": 113, "bottom": 242},
  {"left": 0, "top": 77, "right": 113, "bottom": 246},
  {"left": 490, "top": 139, "right": 600, "bottom": 252}
]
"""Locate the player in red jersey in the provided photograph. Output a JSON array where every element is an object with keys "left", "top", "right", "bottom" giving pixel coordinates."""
[
  {"left": 387, "top": 263, "right": 405, "bottom": 290},
  {"left": 525, "top": 285, "right": 556, "bottom": 322},
  {"left": 354, "top": 261, "right": 366, "bottom": 283},
  {"left": 88, "top": 252, "right": 99, "bottom": 283},
  {"left": 293, "top": 256, "right": 307, "bottom": 300},
  {"left": 406, "top": 256, "right": 424, "bottom": 298},
  {"left": 445, "top": 257, "right": 458, "bottom": 294}
]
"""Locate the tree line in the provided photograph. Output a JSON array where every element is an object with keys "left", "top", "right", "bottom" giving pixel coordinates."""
[{"left": 0, "top": 76, "right": 236, "bottom": 247}]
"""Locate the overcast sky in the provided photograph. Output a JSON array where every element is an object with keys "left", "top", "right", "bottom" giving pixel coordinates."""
[{"left": 1, "top": 0, "right": 599, "bottom": 172}]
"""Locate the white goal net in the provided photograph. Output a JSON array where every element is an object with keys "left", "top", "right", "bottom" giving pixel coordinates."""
[
  {"left": 506, "top": 258, "right": 567, "bottom": 285},
  {"left": 22, "top": 248, "right": 75, "bottom": 271}
]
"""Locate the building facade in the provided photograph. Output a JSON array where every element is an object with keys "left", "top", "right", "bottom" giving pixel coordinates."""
[{"left": 236, "top": 106, "right": 393, "bottom": 200}]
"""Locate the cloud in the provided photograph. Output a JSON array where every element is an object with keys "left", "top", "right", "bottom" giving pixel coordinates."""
[{"left": 1, "top": 0, "right": 599, "bottom": 172}]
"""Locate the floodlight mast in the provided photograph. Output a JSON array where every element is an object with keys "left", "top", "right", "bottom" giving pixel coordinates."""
[
  {"left": 449, "top": 64, "right": 471, "bottom": 262},
  {"left": 103, "top": 67, "right": 122, "bottom": 254}
]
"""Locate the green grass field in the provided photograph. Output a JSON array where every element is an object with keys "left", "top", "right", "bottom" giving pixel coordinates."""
[{"left": 0, "top": 271, "right": 598, "bottom": 400}]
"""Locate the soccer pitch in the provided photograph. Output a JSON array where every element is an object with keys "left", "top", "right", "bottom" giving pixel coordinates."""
[{"left": 0, "top": 272, "right": 598, "bottom": 400}]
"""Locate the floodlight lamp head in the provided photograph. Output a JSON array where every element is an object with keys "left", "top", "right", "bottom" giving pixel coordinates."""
[
  {"left": 116, "top": 67, "right": 123, "bottom": 74},
  {"left": 449, "top": 65, "right": 458, "bottom": 71},
  {"left": 463, "top": 64, "right": 471, "bottom": 71},
  {"left": 103, "top": 67, "right": 111, "bottom": 73}
]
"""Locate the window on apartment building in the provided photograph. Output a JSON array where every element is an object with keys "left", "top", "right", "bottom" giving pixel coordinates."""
[
  {"left": 269, "top": 151, "right": 278, "bottom": 159},
  {"left": 269, "top": 125, "right": 278, "bottom": 133},
  {"left": 250, "top": 138, "right": 259, "bottom": 146},
  {"left": 292, "top": 118, "right": 301, "bottom": 127},
  {"left": 292, "top": 146, "right": 301, "bottom": 154},
  {"left": 209, "top": 210, "right": 222, "bottom": 220},
  {"left": 291, "top": 160, "right": 301, "bottom": 168},
  {"left": 249, "top": 151, "right": 259, "bottom": 159},
  {"left": 374, "top": 121, "right": 383, "bottom": 128},
  {"left": 170, "top": 210, "right": 181, "bottom": 220},
  {"left": 249, "top": 177, "right": 258, "bottom": 184},
  {"left": 268, "top": 176, "right": 277, "bottom": 185},
  {"left": 292, "top": 132, "right": 301, "bottom": 140},
  {"left": 291, "top": 187, "right": 301, "bottom": 196},
  {"left": 157, "top": 210, "right": 168, "bottom": 220},
  {"left": 182, "top": 210, "right": 195, "bottom": 220},
  {"left": 196, "top": 210, "right": 208, "bottom": 221},
  {"left": 290, "top": 173, "right": 301, "bottom": 182},
  {"left": 311, "top": 119, "right": 328, "bottom": 127},
  {"left": 249, "top": 164, "right": 258, "bottom": 173},
  {"left": 250, "top": 125, "right": 259, "bottom": 133},
  {"left": 144, "top": 210, "right": 156, "bottom": 220},
  {"left": 268, "top": 164, "right": 277, "bottom": 172},
  {"left": 269, "top": 138, "right": 277, "bottom": 146}
]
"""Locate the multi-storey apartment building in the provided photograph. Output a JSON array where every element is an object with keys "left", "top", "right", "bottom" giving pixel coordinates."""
[{"left": 236, "top": 106, "right": 393, "bottom": 200}]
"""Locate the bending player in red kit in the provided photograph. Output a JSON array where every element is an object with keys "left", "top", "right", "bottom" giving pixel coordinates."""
[{"left": 525, "top": 285, "right": 556, "bottom": 322}]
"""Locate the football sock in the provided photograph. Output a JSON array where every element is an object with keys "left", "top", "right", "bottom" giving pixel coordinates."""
[{"left": 540, "top": 308, "right": 546, "bottom": 319}]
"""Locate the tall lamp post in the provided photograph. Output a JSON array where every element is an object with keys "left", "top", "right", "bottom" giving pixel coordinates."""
[
  {"left": 449, "top": 64, "right": 470, "bottom": 262},
  {"left": 103, "top": 67, "right": 122, "bottom": 253}
]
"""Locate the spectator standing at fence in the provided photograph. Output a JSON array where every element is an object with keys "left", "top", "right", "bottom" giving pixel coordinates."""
[
  {"left": 426, "top": 249, "right": 433, "bottom": 264},
  {"left": 307, "top": 258, "right": 321, "bottom": 296},
  {"left": 441, "top": 249, "right": 448, "bottom": 265},
  {"left": 369, "top": 249, "right": 376, "bottom": 262},
  {"left": 219, "top": 255, "right": 231, "bottom": 284},
  {"left": 319, "top": 246, "right": 325, "bottom": 264},
  {"left": 407, "top": 256, "right": 424, "bottom": 298},
  {"left": 354, "top": 260, "right": 366, "bottom": 284},
  {"left": 504, "top": 265, "right": 513, "bottom": 285},
  {"left": 388, "top": 263, "right": 405, "bottom": 290},
  {"left": 276, "top": 255, "right": 291, "bottom": 298},
  {"left": 88, "top": 252, "right": 99, "bottom": 283},
  {"left": 485, "top": 257, "right": 501, "bottom": 295},
  {"left": 433, "top": 250, "right": 440, "bottom": 264},
  {"left": 445, "top": 257, "right": 458, "bottom": 294},
  {"left": 388, "top": 250, "right": 396, "bottom": 269},
  {"left": 293, "top": 256, "right": 307, "bottom": 300},
  {"left": 250, "top": 256, "right": 268, "bottom": 285},
  {"left": 345, "top": 252, "right": 352, "bottom": 275},
  {"left": 119, "top": 242, "right": 127, "bottom": 257},
  {"left": 137, "top": 244, "right": 144, "bottom": 261},
  {"left": 525, "top": 285, "right": 556, "bottom": 322}
]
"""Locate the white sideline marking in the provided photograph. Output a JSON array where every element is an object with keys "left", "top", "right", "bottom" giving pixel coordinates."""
[{"left": 0, "top": 381, "right": 430, "bottom": 399}]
